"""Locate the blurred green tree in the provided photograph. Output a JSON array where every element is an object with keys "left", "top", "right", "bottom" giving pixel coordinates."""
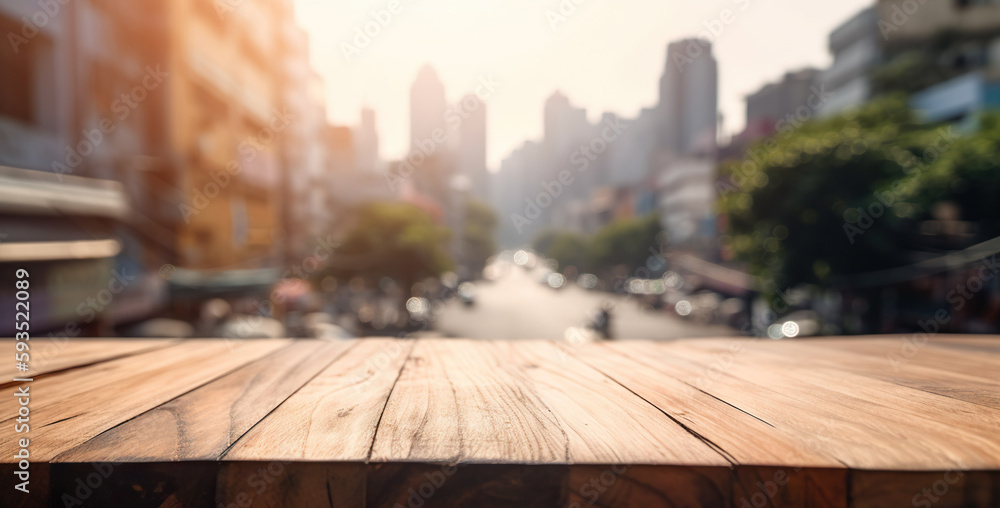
[
  {"left": 532, "top": 229, "right": 560, "bottom": 256},
  {"left": 332, "top": 202, "right": 453, "bottom": 289},
  {"left": 718, "top": 96, "right": 975, "bottom": 289},
  {"left": 588, "top": 213, "right": 663, "bottom": 273},
  {"left": 901, "top": 112, "right": 1000, "bottom": 240},
  {"left": 545, "top": 231, "right": 590, "bottom": 271}
]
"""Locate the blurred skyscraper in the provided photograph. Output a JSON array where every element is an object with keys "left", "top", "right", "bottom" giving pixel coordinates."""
[
  {"left": 355, "top": 107, "right": 380, "bottom": 173},
  {"left": 658, "top": 39, "right": 719, "bottom": 158},
  {"left": 655, "top": 39, "right": 719, "bottom": 252},
  {"left": 410, "top": 65, "right": 447, "bottom": 150},
  {"left": 457, "top": 94, "right": 488, "bottom": 201}
]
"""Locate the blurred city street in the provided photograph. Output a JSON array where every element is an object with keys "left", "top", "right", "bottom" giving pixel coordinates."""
[{"left": 435, "top": 262, "right": 735, "bottom": 341}]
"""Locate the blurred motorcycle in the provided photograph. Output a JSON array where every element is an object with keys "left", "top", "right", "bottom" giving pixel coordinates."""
[{"left": 586, "top": 302, "right": 615, "bottom": 340}]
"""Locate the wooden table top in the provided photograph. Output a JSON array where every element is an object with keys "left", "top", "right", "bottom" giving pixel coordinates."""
[{"left": 3, "top": 336, "right": 998, "bottom": 507}]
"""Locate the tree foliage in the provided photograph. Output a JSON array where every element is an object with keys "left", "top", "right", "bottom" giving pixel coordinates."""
[
  {"left": 535, "top": 214, "right": 664, "bottom": 274},
  {"left": 545, "top": 231, "right": 590, "bottom": 271},
  {"left": 719, "top": 95, "right": 1000, "bottom": 289},
  {"left": 588, "top": 213, "right": 663, "bottom": 272},
  {"left": 333, "top": 202, "right": 452, "bottom": 287}
]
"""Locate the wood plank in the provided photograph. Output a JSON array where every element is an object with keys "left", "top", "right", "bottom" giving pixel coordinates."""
[
  {"left": 500, "top": 341, "right": 729, "bottom": 465},
  {"left": 371, "top": 339, "right": 726, "bottom": 465},
  {"left": 753, "top": 339, "right": 1000, "bottom": 410},
  {"left": 563, "top": 341, "right": 841, "bottom": 467},
  {"left": 369, "top": 339, "right": 566, "bottom": 463},
  {"left": 637, "top": 340, "right": 1000, "bottom": 470},
  {"left": 686, "top": 339, "right": 1000, "bottom": 437},
  {"left": 223, "top": 339, "right": 414, "bottom": 461},
  {"left": 597, "top": 341, "right": 926, "bottom": 470},
  {"left": 800, "top": 337, "right": 1000, "bottom": 379},
  {"left": 0, "top": 339, "right": 291, "bottom": 461},
  {"left": 0, "top": 338, "right": 179, "bottom": 383},
  {"left": 0, "top": 340, "right": 231, "bottom": 416},
  {"left": 53, "top": 340, "right": 355, "bottom": 463}
]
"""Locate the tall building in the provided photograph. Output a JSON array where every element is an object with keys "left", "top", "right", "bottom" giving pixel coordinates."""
[
  {"left": 1, "top": 0, "right": 333, "bottom": 332},
  {"left": 543, "top": 92, "right": 589, "bottom": 161},
  {"left": 540, "top": 91, "right": 593, "bottom": 228},
  {"left": 875, "top": 0, "right": 1000, "bottom": 47},
  {"left": 405, "top": 65, "right": 454, "bottom": 209},
  {"left": 655, "top": 39, "right": 720, "bottom": 252},
  {"left": 818, "top": 7, "right": 881, "bottom": 117},
  {"left": 877, "top": 0, "right": 1000, "bottom": 125},
  {"left": 163, "top": 0, "right": 290, "bottom": 274},
  {"left": 746, "top": 69, "right": 822, "bottom": 130},
  {"left": 409, "top": 65, "right": 447, "bottom": 150},
  {"left": 0, "top": 0, "right": 168, "bottom": 334},
  {"left": 457, "top": 94, "right": 488, "bottom": 201},
  {"left": 494, "top": 140, "right": 543, "bottom": 247},
  {"left": 658, "top": 39, "right": 719, "bottom": 159},
  {"left": 609, "top": 107, "right": 657, "bottom": 187},
  {"left": 280, "top": 16, "right": 329, "bottom": 263},
  {"left": 355, "top": 107, "right": 379, "bottom": 173}
]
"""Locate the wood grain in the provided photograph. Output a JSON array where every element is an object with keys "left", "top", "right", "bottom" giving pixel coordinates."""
[
  {"left": 370, "top": 339, "right": 568, "bottom": 463},
  {"left": 223, "top": 339, "right": 414, "bottom": 461},
  {"left": 636, "top": 339, "right": 1000, "bottom": 470},
  {"left": 0, "top": 338, "right": 179, "bottom": 383},
  {"left": 3, "top": 336, "right": 999, "bottom": 507},
  {"left": 564, "top": 340, "right": 841, "bottom": 467},
  {"left": 501, "top": 340, "right": 728, "bottom": 465},
  {"left": 748, "top": 339, "right": 1000, "bottom": 410},
  {"left": 0, "top": 339, "right": 291, "bottom": 461},
  {"left": 53, "top": 340, "right": 354, "bottom": 462}
]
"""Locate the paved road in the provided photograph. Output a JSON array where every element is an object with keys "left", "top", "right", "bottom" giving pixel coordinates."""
[{"left": 434, "top": 263, "right": 736, "bottom": 340}]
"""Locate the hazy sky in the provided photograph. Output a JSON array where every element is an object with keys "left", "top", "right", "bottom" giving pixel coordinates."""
[{"left": 294, "top": 0, "right": 873, "bottom": 169}]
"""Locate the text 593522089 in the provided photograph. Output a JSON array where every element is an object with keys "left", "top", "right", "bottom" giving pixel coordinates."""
[{"left": 13, "top": 268, "right": 32, "bottom": 494}]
